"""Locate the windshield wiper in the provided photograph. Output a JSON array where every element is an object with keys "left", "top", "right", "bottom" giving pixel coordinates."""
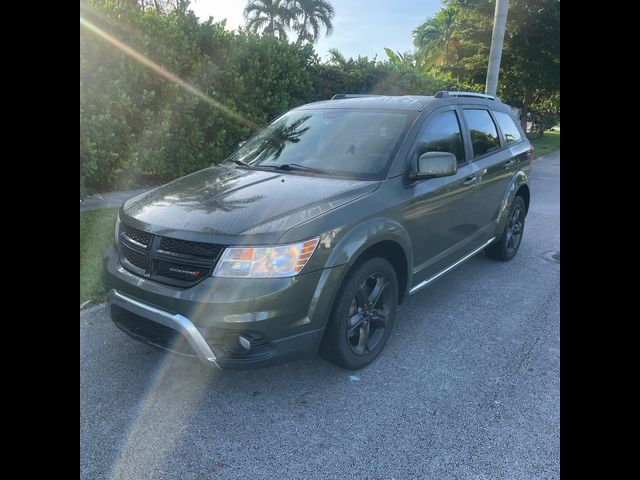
[
  {"left": 228, "top": 159, "right": 251, "bottom": 168},
  {"left": 231, "top": 160, "right": 327, "bottom": 174},
  {"left": 266, "top": 163, "right": 327, "bottom": 175}
]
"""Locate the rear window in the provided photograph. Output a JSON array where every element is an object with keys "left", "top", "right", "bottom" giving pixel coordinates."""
[
  {"left": 493, "top": 111, "right": 523, "bottom": 144},
  {"left": 462, "top": 109, "right": 500, "bottom": 158}
]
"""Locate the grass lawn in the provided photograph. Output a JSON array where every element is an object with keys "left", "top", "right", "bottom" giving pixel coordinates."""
[
  {"left": 528, "top": 130, "right": 560, "bottom": 157},
  {"left": 80, "top": 208, "right": 118, "bottom": 304}
]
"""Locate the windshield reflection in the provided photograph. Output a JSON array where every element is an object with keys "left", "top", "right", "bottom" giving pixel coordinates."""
[
  {"left": 238, "top": 115, "right": 312, "bottom": 163},
  {"left": 229, "top": 109, "right": 411, "bottom": 180}
]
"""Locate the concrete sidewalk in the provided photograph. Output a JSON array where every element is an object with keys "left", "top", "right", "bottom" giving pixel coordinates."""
[{"left": 80, "top": 187, "right": 151, "bottom": 212}]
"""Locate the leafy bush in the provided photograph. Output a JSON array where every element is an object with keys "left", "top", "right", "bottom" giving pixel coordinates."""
[
  {"left": 529, "top": 91, "right": 560, "bottom": 137},
  {"left": 80, "top": 1, "right": 453, "bottom": 196}
]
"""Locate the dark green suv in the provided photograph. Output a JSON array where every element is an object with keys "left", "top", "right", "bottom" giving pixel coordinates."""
[{"left": 104, "top": 91, "right": 533, "bottom": 370}]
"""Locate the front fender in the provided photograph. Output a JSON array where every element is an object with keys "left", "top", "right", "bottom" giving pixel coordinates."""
[
  {"left": 326, "top": 217, "right": 413, "bottom": 269},
  {"left": 495, "top": 170, "right": 529, "bottom": 236},
  {"left": 284, "top": 216, "right": 414, "bottom": 328},
  {"left": 311, "top": 218, "right": 413, "bottom": 304}
]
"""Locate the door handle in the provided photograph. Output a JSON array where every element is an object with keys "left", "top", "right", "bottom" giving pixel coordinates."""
[
  {"left": 504, "top": 159, "right": 516, "bottom": 169},
  {"left": 463, "top": 176, "right": 479, "bottom": 186}
]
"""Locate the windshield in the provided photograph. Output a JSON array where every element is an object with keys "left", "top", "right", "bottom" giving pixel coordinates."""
[{"left": 228, "top": 109, "right": 414, "bottom": 179}]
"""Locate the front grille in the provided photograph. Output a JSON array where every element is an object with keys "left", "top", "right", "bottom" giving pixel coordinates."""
[
  {"left": 154, "top": 259, "right": 212, "bottom": 284},
  {"left": 159, "top": 236, "right": 223, "bottom": 259},
  {"left": 118, "top": 223, "right": 225, "bottom": 287},
  {"left": 121, "top": 243, "right": 148, "bottom": 271},
  {"left": 121, "top": 225, "right": 152, "bottom": 248}
]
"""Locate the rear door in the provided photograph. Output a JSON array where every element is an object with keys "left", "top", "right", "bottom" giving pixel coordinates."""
[
  {"left": 459, "top": 107, "right": 514, "bottom": 232},
  {"left": 492, "top": 109, "right": 533, "bottom": 173}
]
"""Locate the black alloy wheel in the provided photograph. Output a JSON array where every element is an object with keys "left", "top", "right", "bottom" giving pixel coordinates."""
[
  {"left": 486, "top": 195, "right": 527, "bottom": 261},
  {"left": 346, "top": 273, "right": 393, "bottom": 356},
  {"left": 320, "top": 257, "right": 399, "bottom": 370},
  {"left": 505, "top": 202, "right": 525, "bottom": 256}
]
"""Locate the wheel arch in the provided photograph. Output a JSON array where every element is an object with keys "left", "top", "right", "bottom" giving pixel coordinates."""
[
  {"left": 349, "top": 240, "right": 410, "bottom": 304},
  {"left": 325, "top": 218, "right": 413, "bottom": 305},
  {"left": 495, "top": 170, "right": 530, "bottom": 235},
  {"left": 516, "top": 184, "right": 530, "bottom": 214}
]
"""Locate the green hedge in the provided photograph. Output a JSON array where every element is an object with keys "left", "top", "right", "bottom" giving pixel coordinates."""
[{"left": 80, "top": 1, "right": 449, "bottom": 196}]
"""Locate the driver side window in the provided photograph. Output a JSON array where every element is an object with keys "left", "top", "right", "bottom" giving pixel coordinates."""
[{"left": 416, "top": 110, "right": 466, "bottom": 164}]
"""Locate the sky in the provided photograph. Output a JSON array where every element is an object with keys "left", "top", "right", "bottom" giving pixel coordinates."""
[{"left": 189, "top": 0, "right": 443, "bottom": 61}]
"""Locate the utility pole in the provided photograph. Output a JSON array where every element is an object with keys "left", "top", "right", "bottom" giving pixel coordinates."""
[{"left": 485, "top": 0, "right": 509, "bottom": 96}]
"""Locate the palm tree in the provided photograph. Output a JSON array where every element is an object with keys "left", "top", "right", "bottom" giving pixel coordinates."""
[
  {"left": 413, "top": 6, "right": 458, "bottom": 68},
  {"left": 290, "top": 0, "right": 335, "bottom": 44},
  {"left": 327, "top": 48, "right": 347, "bottom": 67},
  {"left": 243, "top": 0, "right": 294, "bottom": 40},
  {"left": 243, "top": 115, "right": 312, "bottom": 162}
]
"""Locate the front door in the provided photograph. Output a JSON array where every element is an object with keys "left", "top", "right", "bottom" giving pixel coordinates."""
[{"left": 402, "top": 107, "right": 483, "bottom": 286}]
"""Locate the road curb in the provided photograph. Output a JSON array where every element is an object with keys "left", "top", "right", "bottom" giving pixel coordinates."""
[{"left": 80, "top": 301, "right": 106, "bottom": 315}]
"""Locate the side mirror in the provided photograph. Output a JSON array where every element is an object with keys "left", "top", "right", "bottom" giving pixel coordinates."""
[
  {"left": 411, "top": 151, "right": 457, "bottom": 181},
  {"left": 238, "top": 140, "right": 246, "bottom": 148}
]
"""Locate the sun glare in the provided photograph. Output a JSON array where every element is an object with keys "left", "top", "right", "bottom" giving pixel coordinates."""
[{"left": 80, "top": 13, "right": 259, "bottom": 132}]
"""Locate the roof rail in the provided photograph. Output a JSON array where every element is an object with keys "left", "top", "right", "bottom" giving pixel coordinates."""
[
  {"left": 331, "top": 93, "right": 384, "bottom": 100},
  {"left": 435, "top": 91, "right": 497, "bottom": 101}
]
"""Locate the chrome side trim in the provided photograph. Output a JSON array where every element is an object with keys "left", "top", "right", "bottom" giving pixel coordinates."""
[
  {"left": 412, "top": 224, "right": 495, "bottom": 275},
  {"left": 107, "top": 289, "right": 219, "bottom": 368},
  {"left": 409, "top": 237, "right": 496, "bottom": 295}
]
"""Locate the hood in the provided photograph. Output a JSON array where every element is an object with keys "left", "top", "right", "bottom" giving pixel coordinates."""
[{"left": 121, "top": 164, "right": 380, "bottom": 245}]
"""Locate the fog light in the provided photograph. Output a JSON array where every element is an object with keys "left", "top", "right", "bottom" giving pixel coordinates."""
[{"left": 238, "top": 335, "right": 251, "bottom": 350}]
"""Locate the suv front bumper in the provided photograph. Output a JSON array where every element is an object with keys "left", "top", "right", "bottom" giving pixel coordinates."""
[
  {"left": 103, "top": 244, "right": 346, "bottom": 369},
  {"left": 108, "top": 289, "right": 220, "bottom": 366}
]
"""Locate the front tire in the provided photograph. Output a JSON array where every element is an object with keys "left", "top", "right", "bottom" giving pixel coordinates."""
[
  {"left": 319, "top": 257, "right": 398, "bottom": 370},
  {"left": 486, "top": 195, "right": 526, "bottom": 261}
]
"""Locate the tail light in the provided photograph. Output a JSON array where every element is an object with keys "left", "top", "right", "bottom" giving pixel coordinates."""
[{"left": 529, "top": 144, "right": 535, "bottom": 160}]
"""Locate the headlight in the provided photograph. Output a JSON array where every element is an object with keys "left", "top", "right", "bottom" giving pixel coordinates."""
[
  {"left": 114, "top": 213, "right": 121, "bottom": 246},
  {"left": 213, "top": 238, "right": 320, "bottom": 278}
]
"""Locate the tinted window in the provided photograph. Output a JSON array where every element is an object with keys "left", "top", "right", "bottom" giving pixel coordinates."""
[
  {"left": 462, "top": 109, "right": 500, "bottom": 158},
  {"left": 493, "top": 111, "right": 523, "bottom": 144},
  {"left": 416, "top": 110, "right": 465, "bottom": 164},
  {"left": 229, "top": 109, "right": 411, "bottom": 180}
]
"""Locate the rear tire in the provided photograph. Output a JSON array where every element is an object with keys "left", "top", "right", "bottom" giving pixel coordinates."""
[
  {"left": 486, "top": 195, "right": 526, "bottom": 261},
  {"left": 319, "top": 257, "right": 398, "bottom": 370}
]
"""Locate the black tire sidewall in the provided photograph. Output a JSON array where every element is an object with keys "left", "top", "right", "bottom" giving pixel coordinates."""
[
  {"left": 489, "top": 195, "right": 526, "bottom": 261},
  {"left": 320, "top": 257, "right": 399, "bottom": 370}
]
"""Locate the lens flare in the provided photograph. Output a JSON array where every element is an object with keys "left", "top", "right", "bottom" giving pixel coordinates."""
[{"left": 79, "top": 14, "right": 259, "bottom": 132}]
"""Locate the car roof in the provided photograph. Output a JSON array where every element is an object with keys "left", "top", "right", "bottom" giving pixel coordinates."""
[
  {"left": 295, "top": 94, "right": 513, "bottom": 113},
  {"left": 297, "top": 95, "right": 434, "bottom": 111}
]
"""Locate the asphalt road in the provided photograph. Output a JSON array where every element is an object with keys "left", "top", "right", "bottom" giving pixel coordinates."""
[{"left": 80, "top": 150, "right": 560, "bottom": 480}]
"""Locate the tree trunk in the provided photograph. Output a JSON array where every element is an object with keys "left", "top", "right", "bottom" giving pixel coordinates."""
[
  {"left": 520, "top": 95, "right": 529, "bottom": 133},
  {"left": 297, "top": 14, "right": 308, "bottom": 44}
]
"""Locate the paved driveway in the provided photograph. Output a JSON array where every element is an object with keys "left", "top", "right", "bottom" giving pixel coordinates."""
[{"left": 80, "top": 150, "right": 560, "bottom": 480}]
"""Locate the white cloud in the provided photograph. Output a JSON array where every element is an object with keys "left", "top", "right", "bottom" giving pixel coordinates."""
[{"left": 189, "top": 0, "right": 245, "bottom": 30}]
